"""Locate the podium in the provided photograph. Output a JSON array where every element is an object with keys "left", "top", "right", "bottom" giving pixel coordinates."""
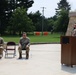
[{"left": 61, "top": 36, "right": 76, "bottom": 67}]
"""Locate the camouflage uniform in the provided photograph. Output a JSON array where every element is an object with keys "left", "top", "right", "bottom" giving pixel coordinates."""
[
  {"left": 0, "top": 37, "right": 4, "bottom": 59},
  {"left": 72, "top": 29, "right": 76, "bottom": 36},
  {"left": 18, "top": 37, "right": 30, "bottom": 59}
]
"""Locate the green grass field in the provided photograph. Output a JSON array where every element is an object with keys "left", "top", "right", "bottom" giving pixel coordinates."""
[{"left": 2, "top": 33, "right": 62, "bottom": 44}]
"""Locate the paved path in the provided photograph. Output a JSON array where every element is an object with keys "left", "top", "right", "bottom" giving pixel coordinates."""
[{"left": 0, "top": 44, "right": 76, "bottom": 75}]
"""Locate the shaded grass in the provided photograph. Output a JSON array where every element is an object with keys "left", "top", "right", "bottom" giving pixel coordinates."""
[{"left": 3, "top": 33, "right": 61, "bottom": 43}]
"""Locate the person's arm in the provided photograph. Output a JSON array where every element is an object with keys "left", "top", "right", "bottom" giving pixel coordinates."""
[
  {"left": 19, "top": 38, "right": 22, "bottom": 47},
  {"left": 26, "top": 38, "right": 30, "bottom": 47}
]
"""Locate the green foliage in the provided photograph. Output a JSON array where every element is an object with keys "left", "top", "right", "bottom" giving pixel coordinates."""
[
  {"left": 0, "top": 0, "right": 71, "bottom": 35},
  {"left": 0, "top": 0, "right": 34, "bottom": 35},
  {"left": 47, "top": 18, "right": 55, "bottom": 31},
  {"left": 8, "top": 7, "right": 35, "bottom": 35},
  {"left": 0, "top": 0, "right": 8, "bottom": 35},
  {"left": 57, "top": 0, "right": 70, "bottom": 11},
  {"left": 54, "top": 9, "right": 69, "bottom": 32},
  {"left": 17, "top": 0, "right": 34, "bottom": 10},
  {"left": 55, "top": 0, "right": 70, "bottom": 33},
  {"left": 28, "top": 11, "right": 42, "bottom": 31}
]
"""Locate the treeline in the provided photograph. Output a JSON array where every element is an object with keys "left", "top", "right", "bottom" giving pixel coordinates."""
[{"left": 0, "top": 0, "right": 71, "bottom": 35}]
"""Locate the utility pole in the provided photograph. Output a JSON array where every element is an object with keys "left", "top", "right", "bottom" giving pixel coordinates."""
[{"left": 41, "top": 7, "right": 46, "bottom": 35}]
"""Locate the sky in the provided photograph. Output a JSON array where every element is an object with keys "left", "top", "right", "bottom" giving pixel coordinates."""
[{"left": 27, "top": 0, "right": 76, "bottom": 18}]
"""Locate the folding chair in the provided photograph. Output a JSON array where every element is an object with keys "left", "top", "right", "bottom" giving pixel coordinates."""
[
  {"left": 22, "top": 49, "right": 26, "bottom": 55},
  {"left": 5, "top": 42, "right": 16, "bottom": 58},
  {"left": 22, "top": 47, "right": 30, "bottom": 59}
]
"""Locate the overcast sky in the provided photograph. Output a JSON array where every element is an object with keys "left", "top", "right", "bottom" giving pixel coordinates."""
[{"left": 27, "top": 0, "right": 76, "bottom": 18}]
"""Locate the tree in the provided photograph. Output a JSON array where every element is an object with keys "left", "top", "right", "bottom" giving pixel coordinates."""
[
  {"left": 0, "top": 0, "right": 34, "bottom": 35},
  {"left": 28, "top": 11, "right": 42, "bottom": 31},
  {"left": 47, "top": 18, "right": 54, "bottom": 31},
  {"left": 56, "top": 0, "right": 70, "bottom": 16},
  {"left": 55, "top": 9, "right": 69, "bottom": 32},
  {"left": 6, "top": 0, "right": 34, "bottom": 24},
  {"left": 55, "top": 0, "right": 71, "bottom": 33},
  {"left": 0, "top": 0, "right": 8, "bottom": 35},
  {"left": 17, "top": 0, "right": 34, "bottom": 10},
  {"left": 8, "top": 7, "right": 35, "bottom": 35},
  {"left": 28, "top": 11, "right": 57, "bottom": 32},
  {"left": 6, "top": 0, "right": 34, "bottom": 18}
]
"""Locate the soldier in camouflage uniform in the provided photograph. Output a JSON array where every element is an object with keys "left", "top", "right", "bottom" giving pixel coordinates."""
[
  {"left": 0, "top": 36, "right": 4, "bottom": 59},
  {"left": 18, "top": 32, "right": 30, "bottom": 59}
]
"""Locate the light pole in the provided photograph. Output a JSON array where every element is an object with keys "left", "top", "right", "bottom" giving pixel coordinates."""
[{"left": 41, "top": 7, "right": 46, "bottom": 35}]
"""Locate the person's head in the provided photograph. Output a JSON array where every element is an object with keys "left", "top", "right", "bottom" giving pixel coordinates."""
[{"left": 22, "top": 32, "right": 27, "bottom": 38}]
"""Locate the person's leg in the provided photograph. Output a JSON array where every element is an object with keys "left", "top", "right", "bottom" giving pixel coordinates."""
[
  {"left": 26, "top": 47, "right": 30, "bottom": 59},
  {"left": 18, "top": 46, "right": 22, "bottom": 59},
  {"left": 0, "top": 48, "right": 3, "bottom": 59}
]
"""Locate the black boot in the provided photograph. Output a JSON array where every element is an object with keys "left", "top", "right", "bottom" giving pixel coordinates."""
[{"left": 18, "top": 53, "right": 22, "bottom": 59}]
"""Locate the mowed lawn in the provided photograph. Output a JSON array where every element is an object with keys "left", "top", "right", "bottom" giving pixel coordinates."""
[{"left": 3, "top": 33, "right": 61, "bottom": 44}]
